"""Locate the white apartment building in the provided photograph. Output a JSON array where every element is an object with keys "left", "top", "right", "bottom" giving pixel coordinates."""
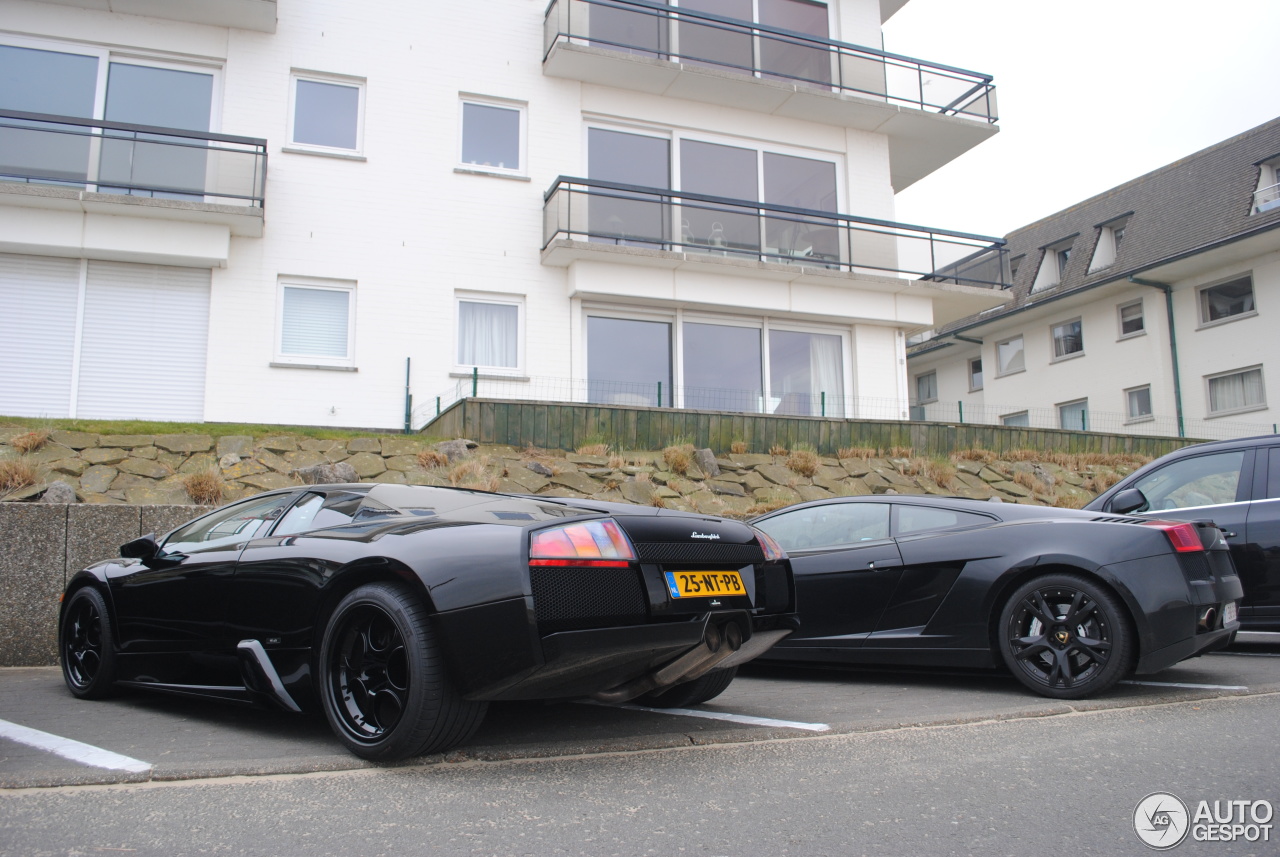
[
  {"left": 906, "top": 117, "right": 1280, "bottom": 441},
  {"left": 0, "top": 0, "right": 1008, "bottom": 431}
]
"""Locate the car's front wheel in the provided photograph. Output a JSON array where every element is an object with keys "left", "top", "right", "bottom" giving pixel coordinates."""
[
  {"left": 997, "top": 573, "right": 1133, "bottom": 699},
  {"left": 60, "top": 586, "right": 117, "bottom": 699},
  {"left": 319, "top": 582, "right": 486, "bottom": 761},
  {"left": 637, "top": 667, "right": 738, "bottom": 708}
]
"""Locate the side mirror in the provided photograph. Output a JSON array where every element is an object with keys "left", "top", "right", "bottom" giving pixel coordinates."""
[
  {"left": 1110, "top": 487, "right": 1148, "bottom": 515},
  {"left": 120, "top": 534, "right": 161, "bottom": 562}
]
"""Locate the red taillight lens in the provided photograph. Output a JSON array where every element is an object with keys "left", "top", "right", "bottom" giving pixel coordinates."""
[
  {"left": 529, "top": 519, "right": 637, "bottom": 566},
  {"left": 753, "top": 527, "right": 788, "bottom": 562},
  {"left": 1143, "top": 520, "right": 1204, "bottom": 553}
]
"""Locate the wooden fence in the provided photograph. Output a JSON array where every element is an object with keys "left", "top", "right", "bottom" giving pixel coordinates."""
[{"left": 421, "top": 398, "right": 1199, "bottom": 458}]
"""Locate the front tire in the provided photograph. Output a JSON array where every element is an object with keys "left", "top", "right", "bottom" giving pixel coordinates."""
[
  {"left": 319, "top": 582, "right": 486, "bottom": 761},
  {"left": 637, "top": 667, "right": 738, "bottom": 708},
  {"left": 998, "top": 574, "right": 1133, "bottom": 699},
  {"left": 60, "top": 586, "right": 117, "bottom": 699}
]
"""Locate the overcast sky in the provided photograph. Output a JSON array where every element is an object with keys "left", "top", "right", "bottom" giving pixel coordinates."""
[{"left": 881, "top": 0, "right": 1280, "bottom": 239}]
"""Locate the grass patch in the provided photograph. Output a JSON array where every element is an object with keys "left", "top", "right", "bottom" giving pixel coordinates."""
[
  {"left": 0, "top": 458, "right": 40, "bottom": 493},
  {"left": 730, "top": 440, "right": 749, "bottom": 455},
  {"left": 837, "top": 446, "right": 877, "bottom": 460},
  {"left": 416, "top": 449, "right": 449, "bottom": 469},
  {"left": 9, "top": 429, "right": 51, "bottom": 453},
  {"left": 663, "top": 444, "right": 695, "bottom": 476},
  {"left": 0, "top": 415, "right": 415, "bottom": 443},
  {"left": 181, "top": 469, "right": 226, "bottom": 505},
  {"left": 785, "top": 446, "right": 819, "bottom": 477},
  {"left": 768, "top": 444, "right": 788, "bottom": 457}
]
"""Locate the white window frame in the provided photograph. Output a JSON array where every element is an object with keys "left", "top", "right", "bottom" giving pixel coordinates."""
[
  {"left": 1057, "top": 398, "right": 1088, "bottom": 431},
  {"left": 995, "top": 335, "right": 1025, "bottom": 377},
  {"left": 1117, "top": 299, "right": 1145, "bottom": 340},
  {"left": 458, "top": 94, "right": 528, "bottom": 177},
  {"left": 1001, "top": 411, "right": 1029, "bottom": 427},
  {"left": 1196, "top": 274, "right": 1257, "bottom": 328},
  {"left": 1031, "top": 239, "right": 1075, "bottom": 292},
  {"left": 1205, "top": 365, "right": 1267, "bottom": 418},
  {"left": 968, "top": 357, "right": 983, "bottom": 392},
  {"left": 274, "top": 277, "right": 356, "bottom": 368},
  {"left": 1050, "top": 317, "right": 1084, "bottom": 362},
  {"left": 915, "top": 370, "right": 938, "bottom": 404},
  {"left": 454, "top": 292, "right": 526, "bottom": 376},
  {"left": 286, "top": 70, "right": 366, "bottom": 157},
  {"left": 1124, "top": 384, "right": 1153, "bottom": 424}
]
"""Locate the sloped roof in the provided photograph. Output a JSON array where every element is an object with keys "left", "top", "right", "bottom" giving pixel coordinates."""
[{"left": 912, "top": 115, "right": 1280, "bottom": 351}]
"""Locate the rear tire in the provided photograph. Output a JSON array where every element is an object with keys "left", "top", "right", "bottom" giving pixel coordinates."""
[
  {"left": 637, "top": 667, "right": 738, "bottom": 708},
  {"left": 60, "top": 586, "right": 117, "bottom": 699},
  {"left": 319, "top": 582, "right": 487, "bottom": 761},
  {"left": 998, "top": 573, "right": 1133, "bottom": 699}
]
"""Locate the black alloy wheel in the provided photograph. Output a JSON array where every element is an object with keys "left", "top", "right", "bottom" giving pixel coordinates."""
[
  {"left": 997, "top": 574, "right": 1133, "bottom": 700},
  {"left": 637, "top": 666, "right": 738, "bottom": 708},
  {"left": 319, "top": 582, "right": 486, "bottom": 761},
  {"left": 60, "top": 586, "right": 117, "bottom": 699}
]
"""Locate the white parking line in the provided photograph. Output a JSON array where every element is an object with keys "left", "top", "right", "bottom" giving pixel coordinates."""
[
  {"left": 617, "top": 704, "right": 831, "bottom": 732},
  {"left": 1120, "top": 680, "right": 1248, "bottom": 691},
  {"left": 0, "top": 718, "right": 152, "bottom": 773}
]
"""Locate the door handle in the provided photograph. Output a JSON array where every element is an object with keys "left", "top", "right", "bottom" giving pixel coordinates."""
[
  {"left": 868, "top": 560, "right": 901, "bottom": 570},
  {"left": 1221, "top": 531, "right": 1237, "bottom": 539}
]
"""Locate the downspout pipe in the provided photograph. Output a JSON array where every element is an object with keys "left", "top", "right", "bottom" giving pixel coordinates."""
[{"left": 1129, "top": 276, "right": 1185, "bottom": 438}]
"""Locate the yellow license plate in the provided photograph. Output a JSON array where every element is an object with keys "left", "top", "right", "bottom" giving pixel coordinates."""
[{"left": 664, "top": 570, "right": 745, "bottom": 599}]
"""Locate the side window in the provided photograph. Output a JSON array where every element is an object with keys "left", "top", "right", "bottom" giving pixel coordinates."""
[
  {"left": 1130, "top": 450, "right": 1247, "bottom": 512},
  {"left": 163, "top": 494, "right": 294, "bottom": 554},
  {"left": 274, "top": 491, "right": 363, "bottom": 536},
  {"left": 754, "top": 503, "right": 891, "bottom": 552},
  {"left": 1267, "top": 448, "right": 1280, "bottom": 500},
  {"left": 895, "top": 505, "right": 994, "bottom": 536}
]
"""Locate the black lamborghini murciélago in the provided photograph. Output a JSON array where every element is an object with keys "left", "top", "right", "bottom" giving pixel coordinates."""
[{"left": 58, "top": 483, "right": 796, "bottom": 760}]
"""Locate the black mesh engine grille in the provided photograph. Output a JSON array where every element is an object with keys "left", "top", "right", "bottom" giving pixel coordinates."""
[
  {"left": 530, "top": 566, "right": 648, "bottom": 632},
  {"left": 635, "top": 542, "right": 764, "bottom": 565},
  {"left": 1177, "top": 551, "right": 1213, "bottom": 581}
]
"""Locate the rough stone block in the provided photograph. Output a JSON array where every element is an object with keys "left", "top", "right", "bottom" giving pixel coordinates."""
[
  {"left": 0, "top": 503, "right": 67, "bottom": 666},
  {"left": 346, "top": 452, "right": 387, "bottom": 478},
  {"left": 216, "top": 436, "right": 255, "bottom": 458},
  {"left": 80, "top": 466, "right": 118, "bottom": 495},
  {"left": 99, "top": 435, "right": 154, "bottom": 449},
  {"left": 50, "top": 431, "right": 98, "bottom": 450},
  {"left": 82, "top": 448, "right": 129, "bottom": 466},
  {"left": 68, "top": 504, "right": 140, "bottom": 576},
  {"left": 380, "top": 436, "right": 424, "bottom": 457},
  {"left": 118, "top": 458, "right": 170, "bottom": 479},
  {"left": 258, "top": 435, "right": 299, "bottom": 453},
  {"left": 346, "top": 438, "right": 381, "bottom": 453},
  {"left": 124, "top": 484, "right": 192, "bottom": 505}
]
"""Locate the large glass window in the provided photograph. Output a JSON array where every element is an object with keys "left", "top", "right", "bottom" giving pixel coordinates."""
[
  {"left": 0, "top": 45, "right": 98, "bottom": 185},
  {"left": 755, "top": 502, "right": 891, "bottom": 552},
  {"left": 996, "top": 336, "right": 1025, "bottom": 376},
  {"left": 763, "top": 152, "right": 838, "bottom": 264},
  {"left": 679, "top": 0, "right": 754, "bottom": 71},
  {"left": 1207, "top": 366, "right": 1265, "bottom": 415},
  {"left": 770, "top": 329, "right": 842, "bottom": 416},
  {"left": 1126, "top": 386, "right": 1153, "bottom": 421},
  {"left": 1051, "top": 318, "right": 1083, "bottom": 360},
  {"left": 278, "top": 281, "right": 354, "bottom": 365},
  {"left": 588, "top": 316, "right": 672, "bottom": 406},
  {"left": 588, "top": 128, "right": 671, "bottom": 248},
  {"left": 458, "top": 299, "right": 520, "bottom": 370},
  {"left": 460, "top": 99, "right": 523, "bottom": 173},
  {"left": 759, "top": 0, "right": 830, "bottom": 86},
  {"left": 164, "top": 494, "right": 294, "bottom": 555},
  {"left": 1199, "top": 276, "right": 1256, "bottom": 324},
  {"left": 680, "top": 139, "right": 758, "bottom": 254},
  {"left": 683, "top": 322, "right": 762, "bottom": 412},
  {"left": 1058, "top": 399, "right": 1088, "bottom": 430},
  {"left": 291, "top": 75, "right": 362, "bottom": 152},
  {"left": 1131, "top": 451, "right": 1246, "bottom": 512},
  {"left": 915, "top": 371, "right": 937, "bottom": 404},
  {"left": 1119, "top": 300, "right": 1144, "bottom": 337}
]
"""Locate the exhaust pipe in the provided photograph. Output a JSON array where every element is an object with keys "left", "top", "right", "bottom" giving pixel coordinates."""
[{"left": 591, "top": 620, "right": 743, "bottom": 704}]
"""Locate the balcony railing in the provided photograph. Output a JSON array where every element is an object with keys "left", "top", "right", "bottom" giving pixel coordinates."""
[
  {"left": 543, "top": 176, "right": 1009, "bottom": 289},
  {"left": 0, "top": 110, "right": 267, "bottom": 207},
  {"left": 543, "top": 0, "right": 997, "bottom": 124},
  {"left": 1254, "top": 182, "right": 1280, "bottom": 214}
]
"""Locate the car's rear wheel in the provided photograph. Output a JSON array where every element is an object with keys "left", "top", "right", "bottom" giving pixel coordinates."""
[
  {"left": 319, "top": 582, "right": 486, "bottom": 761},
  {"left": 998, "top": 574, "right": 1133, "bottom": 699},
  {"left": 60, "top": 586, "right": 117, "bottom": 699},
  {"left": 637, "top": 667, "right": 738, "bottom": 708}
]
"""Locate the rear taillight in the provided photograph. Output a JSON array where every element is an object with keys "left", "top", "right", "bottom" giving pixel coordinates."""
[
  {"left": 1143, "top": 520, "right": 1204, "bottom": 553},
  {"left": 753, "top": 527, "right": 788, "bottom": 562},
  {"left": 529, "top": 519, "right": 637, "bottom": 567}
]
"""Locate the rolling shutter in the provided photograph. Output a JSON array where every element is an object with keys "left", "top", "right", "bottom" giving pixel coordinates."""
[
  {"left": 76, "top": 260, "right": 210, "bottom": 421},
  {"left": 0, "top": 253, "right": 80, "bottom": 418}
]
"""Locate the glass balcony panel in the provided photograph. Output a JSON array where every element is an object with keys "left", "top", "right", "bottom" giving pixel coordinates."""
[
  {"left": 98, "top": 133, "right": 209, "bottom": 199},
  {"left": 837, "top": 52, "right": 888, "bottom": 100},
  {"left": 758, "top": 0, "right": 831, "bottom": 87},
  {"left": 677, "top": 0, "right": 753, "bottom": 71},
  {"left": 587, "top": 0, "right": 669, "bottom": 57},
  {"left": 0, "top": 124, "right": 90, "bottom": 185}
]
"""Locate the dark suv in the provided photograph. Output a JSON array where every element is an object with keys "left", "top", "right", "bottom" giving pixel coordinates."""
[{"left": 1087, "top": 435, "right": 1280, "bottom": 635}]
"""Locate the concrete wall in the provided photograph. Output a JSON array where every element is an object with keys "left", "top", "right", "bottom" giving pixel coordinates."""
[{"left": 0, "top": 504, "right": 211, "bottom": 667}]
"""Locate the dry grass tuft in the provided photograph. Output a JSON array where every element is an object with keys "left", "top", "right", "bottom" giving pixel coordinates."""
[
  {"left": 416, "top": 449, "right": 449, "bottom": 469},
  {"left": 649, "top": 495, "right": 667, "bottom": 508},
  {"left": 448, "top": 457, "right": 499, "bottom": 491},
  {"left": 0, "top": 458, "right": 40, "bottom": 493},
  {"left": 634, "top": 471, "right": 651, "bottom": 484},
  {"left": 1012, "top": 470, "right": 1052, "bottom": 495},
  {"left": 182, "top": 469, "right": 226, "bottom": 505},
  {"left": 730, "top": 441, "right": 749, "bottom": 455},
  {"left": 786, "top": 448, "right": 819, "bottom": 477},
  {"left": 954, "top": 448, "right": 996, "bottom": 463},
  {"left": 1052, "top": 493, "right": 1089, "bottom": 509},
  {"left": 925, "top": 457, "right": 957, "bottom": 489},
  {"left": 888, "top": 446, "right": 914, "bottom": 459},
  {"left": 663, "top": 444, "right": 695, "bottom": 476},
  {"left": 744, "top": 499, "right": 791, "bottom": 516},
  {"left": 768, "top": 444, "right": 788, "bottom": 457},
  {"left": 607, "top": 454, "right": 626, "bottom": 469},
  {"left": 1083, "top": 469, "right": 1123, "bottom": 494},
  {"left": 9, "top": 430, "right": 50, "bottom": 454},
  {"left": 576, "top": 442, "right": 610, "bottom": 457},
  {"left": 603, "top": 478, "right": 621, "bottom": 492},
  {"left": 837, "top": 446, "right": 877, "bottom": 460}
]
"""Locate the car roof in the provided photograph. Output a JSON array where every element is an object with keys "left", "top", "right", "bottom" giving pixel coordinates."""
[{"left": 750, "top": 493, "right": 1105, "bottom": 523}]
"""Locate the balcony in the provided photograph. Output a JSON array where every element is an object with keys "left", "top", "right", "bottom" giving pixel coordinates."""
[
  {"left": 36, "top": 0, "right": 277, "bottom": 32},
  {"left": 1254, "top": 182, "right": 1280, "bottom": 214},
  {"left": 542, "top": 176, "right": 1010, "bottom": 323},
  {"left": 0, "top": 111, "right": 266, "bottom": 265},
  {"left": 542, "top": 0, "right": 998, "bottom": 190}
]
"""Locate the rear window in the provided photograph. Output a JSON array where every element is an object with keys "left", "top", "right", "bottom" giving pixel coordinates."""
[{"left": 895, "top": 506, "right": 994, "bottom": 536}]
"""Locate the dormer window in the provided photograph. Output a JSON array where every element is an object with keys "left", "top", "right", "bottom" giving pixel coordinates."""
[
  {"left": 1088, "top": 214, "right": 1131, "bottom": 272},
  {"left": 1254, "top": 159, "right": 1280, "bottom": 214},
  {"left": 1031, "top": 236, "right": 1077, "bottom": 292}
]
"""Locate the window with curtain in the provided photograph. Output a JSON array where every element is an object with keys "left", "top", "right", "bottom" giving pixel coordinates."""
[
  {"left": 280, "top": 284, "right": 352, "bottom": 362},
  {"left": 1058, "top": 399, "right": 1088, "bottom": 430},
  {"left": 457, "top": 300, "right": 519, "bottom": 370},
  {"left": 769, "top": 329, "right": 842, "bottom": 416},
  {"left": 915, "top": 371, "right": 937, "bottom": 403},
  {"left": 1208, "top": 367, "right": 1265, "bottom": 415}
]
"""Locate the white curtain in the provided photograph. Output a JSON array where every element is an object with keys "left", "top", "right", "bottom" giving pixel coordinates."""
[
  {"left": 1209, "top": 368, "right": 1264, "bottom": 412},
  {"left": 458, "top": 301, "right": 518, "bottom": 368},
  {"left": 809, "top": 332, "right": 842, "bottom": 414}
]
